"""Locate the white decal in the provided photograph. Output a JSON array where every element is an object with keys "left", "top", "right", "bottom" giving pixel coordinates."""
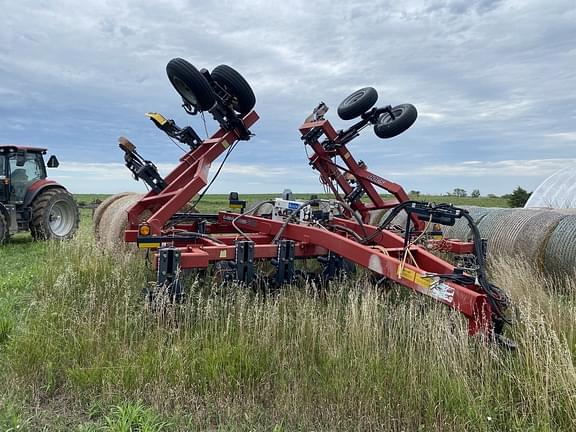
[
  {"left": 368, "top": 254, "right": 383, "bottom": 274},
  {"left": 429, "top": 282, "right": 455, "bottom": 304}
]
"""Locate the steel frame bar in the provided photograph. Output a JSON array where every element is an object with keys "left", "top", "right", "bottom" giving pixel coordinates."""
[
  {"left": 126, "top": 111, "right": 259, "bottom": 235},
  {"left": 299, "top": 119, "right": 424, "bottom": 231},
  {"left": 143, "top": 211, "right": 491, "bottom": 335}
]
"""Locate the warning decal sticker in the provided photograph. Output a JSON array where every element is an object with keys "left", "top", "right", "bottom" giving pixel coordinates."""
[{"left": 429, "top": 282, "right": 455, "bottom": 304}]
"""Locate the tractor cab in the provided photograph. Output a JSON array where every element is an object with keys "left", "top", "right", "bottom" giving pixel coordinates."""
[{"left": 0, "top": 146, "right": 59, "bottom": 203}]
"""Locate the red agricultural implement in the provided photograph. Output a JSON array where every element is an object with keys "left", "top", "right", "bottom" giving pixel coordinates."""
[{"left": 113, "top": 58, "right": 515, "bottom": 347}]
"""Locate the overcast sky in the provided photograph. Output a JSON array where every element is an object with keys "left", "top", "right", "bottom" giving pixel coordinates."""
[{"left": 1, "top": 0, "right": 575, "bottom": 195}]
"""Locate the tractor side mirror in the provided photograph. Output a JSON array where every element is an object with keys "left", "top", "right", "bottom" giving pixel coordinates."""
[
  {"left": 47, "top": 155, "right": 60, "bottom": 168},
  {"left": 16, "top": 151, "right": 26, "bottom": 167}
]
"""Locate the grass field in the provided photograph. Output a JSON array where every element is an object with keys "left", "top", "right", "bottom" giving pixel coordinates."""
[
  {"left": 75, "top": 193, "right": 510, "bottom": 212},
  {"left": 1, "top": 194, "right": 574, "bottom": 431}
]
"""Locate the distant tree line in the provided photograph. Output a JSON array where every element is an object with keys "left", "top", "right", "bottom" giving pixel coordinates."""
[
  {"left": 431, "top": 186, "right": 533, "bottom": 207},
  {"left": 502, "top": 186, "right": 532, "bottom": 207}
]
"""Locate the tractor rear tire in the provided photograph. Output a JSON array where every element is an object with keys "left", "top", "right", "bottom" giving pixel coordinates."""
[
  {"left": 211, "top": 65, "right": 256, "bottom": 115},
  {"left": 166, "top": 58, "right": 216, "bottom": 111},
  {"left": 0, "top": 212, "right": 8, "bottom": 244},
  {"left": 337, "top": 87, "right": 378, "bottom": 120},
  {"left": 373, "top": 104, "right": 417, "bottom": 139},
  {"left": 30, "top": 189, "right": 79, "bottom": 240}
]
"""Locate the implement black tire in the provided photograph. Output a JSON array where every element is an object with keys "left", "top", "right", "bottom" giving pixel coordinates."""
[
  {"left": 166, "top": 58, "right": 216, "bottom": 111},
  {"left": 31, "top": 189, "right": 79, "bottom": 240},
  {"left": 337, "top": 87, "right": 378, "bottom": 120},
  {"left": 212, "top": 64, "right": 256, "bottom": 115},
  {"left": 374, "top": 104, "right": 418, "bottom": 139},
  {"left": 0, "top": 212, "right": 7, "bottom": 244}
]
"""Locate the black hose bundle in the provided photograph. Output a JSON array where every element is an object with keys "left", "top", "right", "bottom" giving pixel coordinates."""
[
  {"left": 362, "top": 200, "right": 421, "bottom": 244},
  {"left": 461, "top": 210, "right": 512, "bottom": 324},
  {"left": 362, "top": 201, "right": 513, "bottom": 324}
]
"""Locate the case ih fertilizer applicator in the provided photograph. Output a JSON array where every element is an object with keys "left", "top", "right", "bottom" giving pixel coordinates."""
[{"left": 115, "top": 58, "right": 515, "bottom": 347}]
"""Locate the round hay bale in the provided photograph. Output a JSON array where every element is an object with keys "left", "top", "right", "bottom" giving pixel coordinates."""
[
  {"left": 246, "top": 200, "right": 274, "bottom": 216},
  {"left": 554, "top": 208, "right": 576, "bottom": 215},
  {"left": 442, "top": 206, "right": 492, "bottom": 240},
  {"left": 371, "top": 208, "right": 408, "bottom": 229},
  {"left": 475, "top": 208, "right": 516, "bottom": 256},
  {"left": 511, "top": 210, "right": 566, "bottom": 269},
  {"left": 93, "top": 192, "right": 137, "bottom": 239},
  {"left": 369, "top": 209, "right": 387, "bottom": 226},
  {"left": 105, "top": 195, "right": 141, "bottom": 246},
  {"left": 372, "top": 206, "right": 493, "bottom": 236},
  {"left": 544, "top": 215, "right": 576, "bottom": 275},
  {"left": 368, "top": 208, "right": 401, "bottom": 226},
  {"left": 482, "top": 209, "right": 543, "bottom": 259},
  {"left": 100, "top": 194, "right": 146, "bottom": 249}
]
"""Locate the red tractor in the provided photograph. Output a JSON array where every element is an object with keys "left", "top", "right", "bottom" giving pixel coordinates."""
[{"left": 0, "top": 145, "right": 79, "bottom": 243}]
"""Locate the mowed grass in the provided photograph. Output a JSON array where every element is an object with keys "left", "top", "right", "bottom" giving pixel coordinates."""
[{"left": 1, "top": 195, "right": 574, "bottom": 431}]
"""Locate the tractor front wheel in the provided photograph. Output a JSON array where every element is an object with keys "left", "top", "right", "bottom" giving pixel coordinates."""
[{"left": 31, "top": 189, "right": 79, "bottom": 240}]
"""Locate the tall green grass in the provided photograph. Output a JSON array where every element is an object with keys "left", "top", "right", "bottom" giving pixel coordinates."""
[{"left": 1, "top": 230, "right": 575, "bottom": 430}]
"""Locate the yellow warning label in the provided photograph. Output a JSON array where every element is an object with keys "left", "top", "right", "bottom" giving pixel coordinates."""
[
  {"left": 400, "top": 267, "right": 416, "bottom": 281},
  {"left": 415, "top": 273, "right": 433, "bottom": 288},
  {"left": 222, "top": 139, "right": 230, "bottom": 149},
  {"left": 219, "top": 250, "right": 227, "bottom": 258},
  {"left": 145, "top": 112, "right": 168, "bottom": 125},
  {"left": 138, "top": 242, "right": 160, "bottom": 249}
]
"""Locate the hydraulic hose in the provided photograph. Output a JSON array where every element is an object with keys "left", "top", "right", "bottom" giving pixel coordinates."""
[{"left": 360, "top": 200, "right": 513, "bottom": 324}]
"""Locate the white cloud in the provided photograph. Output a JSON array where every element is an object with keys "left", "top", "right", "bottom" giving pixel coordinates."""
[
  {"left": 386, "top": 158, "right": 576, "bottom": 177},
  {"left": 546, "top": 132, "right": 576, "bottom": 141},
  {"left": 220, "top": 163, "right": 292, "bottom": 178},
  {"left": 48, "top": 161, "right": 313, "bottom": 194},
  {"left": 1, "top": 0, "right": 575, "bottom": 195},
  {"left": 51, "top": 158, "right": 574, "bottom": 195},
  {"left": 418, "top": 111, "right": 447, "bottom": 122}
]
